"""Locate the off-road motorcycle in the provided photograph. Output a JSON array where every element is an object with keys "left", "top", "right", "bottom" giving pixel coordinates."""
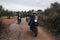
[
  {"left": 17, "top": 17, "right": 21, "bottom": 24},
  {"left": 30, "top": 19, "right": 38, "bottom": 37},
  {"left": 26, "top": 16, "right": 30, "bottom": 22}
]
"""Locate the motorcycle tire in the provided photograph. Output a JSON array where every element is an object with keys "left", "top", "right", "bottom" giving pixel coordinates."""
[{"left": 34, "top": 28, "right": 38, "bottom": 37}]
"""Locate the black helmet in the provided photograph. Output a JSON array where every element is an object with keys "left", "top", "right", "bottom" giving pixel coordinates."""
[
  {"left": 33, "top": 13, "right": 36, "bottom": 14},
  {"left": 32, "top": 11, "right": 36, "bottom": 15}
]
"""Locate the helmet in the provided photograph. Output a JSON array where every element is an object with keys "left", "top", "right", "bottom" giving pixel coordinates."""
[{"left": 32, "top": 11, "right": 37, "bottom": 15}]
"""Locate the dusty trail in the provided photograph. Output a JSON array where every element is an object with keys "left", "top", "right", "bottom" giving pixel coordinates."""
[
  {"left": 0, "top": 18, "right": 55, "bottom": 40},
  {"left": 19, "top": 18, "right": 55, "bottom": 40},
  {"left": 0, "top": 20, "right": 21, "bottom": 40}
]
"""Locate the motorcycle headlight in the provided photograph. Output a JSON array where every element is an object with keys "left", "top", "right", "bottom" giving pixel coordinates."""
[{"left": 34, "top": 20, "right": 37, "bottom": 22}]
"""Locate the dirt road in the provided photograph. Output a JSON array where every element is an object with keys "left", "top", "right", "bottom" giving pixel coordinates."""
[
  {"left": 0, "top": 18, "right": 56, "bottom": 40},
  {"left": 18, "top": 18, "right": 55, "bottom": 40}
]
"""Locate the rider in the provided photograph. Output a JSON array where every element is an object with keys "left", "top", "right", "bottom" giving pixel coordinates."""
[
  {"left": 26, "top": 13, "right": 30, "bottom": 22},
  {"left": 29, "top": 12, "right": 38, "bottom": 29},
  {"left": 29, "top": 12, "right": 38, "bottom": 37},
  {"left": 17, "top": 13, "right": 21, "bottom": 24}
]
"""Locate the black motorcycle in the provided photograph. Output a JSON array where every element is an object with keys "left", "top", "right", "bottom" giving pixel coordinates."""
[
  {"left": 18, "top": 19, "right": 21, "bottom": 24},
  {"left": 26, "top": 18, "right": 28, "bottom": 22},
  {"left": 29, "top": 20, "right": 38, "bottom": 37},
  {"left": 26, "top": 16, "right": 30, "bottom": 22},
  {"left": 17, "top": 17, "right": 21, "bottom": 24},
  {"left": 30, "top": 26, "right": 38, "bottom": 37}
]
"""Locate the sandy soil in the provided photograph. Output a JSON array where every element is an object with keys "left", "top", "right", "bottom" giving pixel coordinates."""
[
  {"left": 18, "top": 18, "right": 56, "bottom": 40},
  {"left": 1, "top": 16, "right": 17, "bottom": 26},
  {"left": 0, "top": 18, "right": 56, "bottom": 40}
]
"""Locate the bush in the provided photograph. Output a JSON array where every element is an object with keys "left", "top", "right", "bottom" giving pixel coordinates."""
[
  {"left": 39, "top": 16, "right": 60, "bottom": 35},
  {"left": 39, "top": 21, "right": 45, "bottom": 26},
  {"left": 44, "top": 16, "right": 60, "bottom": 35},
  {"left": 0, "top": 21, "right": 6, "bottom": 30}
]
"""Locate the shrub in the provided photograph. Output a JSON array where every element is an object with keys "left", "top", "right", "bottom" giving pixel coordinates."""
[
  {"left": 38, "top": 21, "right": 45, "bottom": 26},
  {"left": 39, "top": 16, "right": 60, "bottom": 35},
  {"left": 44, "top": 16, "right": 60, "bottom": 35},
  {"left": 0, "top": 21, "right": 6, "bottom": 30}
]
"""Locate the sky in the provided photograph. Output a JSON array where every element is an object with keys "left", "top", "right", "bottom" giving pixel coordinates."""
[{"left": 0, "top": 0, "right": 60, "bottom": 11}]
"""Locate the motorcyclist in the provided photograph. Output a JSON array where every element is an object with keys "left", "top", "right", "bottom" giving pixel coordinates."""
[
  {"left": 29, "top": 12, "right": 38, "bottom": 37},
  {"left": 26, "top": 13, "right": 30, "bottom": 22},
  {"left": 17, "top": 13, "right": 21, "bottom": 24}
]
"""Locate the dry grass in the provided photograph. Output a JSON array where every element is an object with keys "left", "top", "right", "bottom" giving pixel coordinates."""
[{"left": 1, "top": 16, "right": 17, "bottom": 26}]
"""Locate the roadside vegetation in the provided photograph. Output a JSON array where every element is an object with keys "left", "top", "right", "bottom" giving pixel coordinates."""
[
  {"left": 0, "top": 21, "right": 6, "bottom": 30},
  {"left": 38, "top": 2, "right": 60, "bottom": 36}
]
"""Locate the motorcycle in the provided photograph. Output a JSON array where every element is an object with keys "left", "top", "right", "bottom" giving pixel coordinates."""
[
  {"left": 18, "top": 19, "right": 21, "bottom": 24},
  {"left": 26, "top": 18, "right": 28, "bottom": 22},
  {"left": 29, "top": 19, "right": 38, "bottom": 37},
  {"left": 26, "top": 16, "right": 30, "bottom": 22},
  {"left": 17, "top": 17, "right": 21, "bottom": 24}
]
